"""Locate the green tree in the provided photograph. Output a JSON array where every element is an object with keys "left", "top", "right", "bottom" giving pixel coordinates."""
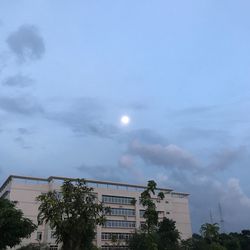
[
  {"left": 180, "top": 238, "right": 194, "bottom": 250},
  {"left": 16, "top": 243, "right": 49, "bottom": 250},
  {"left": 157, "top": 218, "right": 180, "bottom": 250},
  {"left": 37, "top": 179, "right": 108, "bottom": 250},
  {"left": 232, "top": 230, "right": 250, "bottom": 250},
  {"left": 200, "top": 223, "right": 220, "bottom": 244},
  {"left": 130, "top": 180, "right": 176, "bottom": 250},
  {"left": 0, "top": 198, "right": 37, "bottom": 250},
  {"left": 129, "top": 232, "right": 158, "bottom": 250},
  {"left": 140, "top": 180, "right": 165, "bottom": 233},
  {"left": 219, "top": 233, "right": 241, "bottom": 250}
]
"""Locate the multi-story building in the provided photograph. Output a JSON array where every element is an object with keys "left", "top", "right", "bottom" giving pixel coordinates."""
[{"left": 0, "top": 175, "right": 192, "bottom": 250}]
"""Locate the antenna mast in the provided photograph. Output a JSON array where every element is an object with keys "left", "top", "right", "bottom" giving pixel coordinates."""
[
  {"left": 218, "top": 203, "right": 225, "bottom": 233},
  {"left": 209, "top": 209, "right": 214, "bottom": 224}
]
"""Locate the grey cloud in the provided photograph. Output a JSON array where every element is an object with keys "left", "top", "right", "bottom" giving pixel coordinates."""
[
  {"left": 129, "top": 140, "right": 199, "bottom": 170},
  {"left": 128, "top": 129, "right": 167, "bottom": 144},
  {"left": 119, "top": 154, "right": 134, "bottom": 168},
  {"left": 6, "top": 25, "right": 45, "bottom": 62},
  {"left": 0, "top": 95, "right": 44, "bottom": 115},
  {"left": 18, "top": 127, "right": 33, "bottom": 135},
  {"left": 160, "top": 170, "right": 250, "bottom": 232},
  {"left": 14, "top": 136, "right": 31, "bottom": 149},
  {"left": 169, "top": 105, "right": 217, "bottom": 117},
  {"left": 77, "top": 162, "right": 142, "bottom": 184},
  {"left": 128, "top": 102, "right": 149, "bottom": 111},
  {"left": 0, "top": 52, "right": 10, "bottom": 74},
  {"left": 208, "top": 146, "right": 248, "bottom": 171},
  {"left": 47, "top": 98, "right": 119, "bottom": 138},
  {"left": 2, "top": 74, "right": 34, "bottom": 88},
  {"left": 118, "top": 129, "right": 167, "bottom": 145},
  {"left": 77, "top": 164, "right": 123, "bottom": 182},
  {"left": 176, "top": 127, "right": 230, "bottom": 143}
]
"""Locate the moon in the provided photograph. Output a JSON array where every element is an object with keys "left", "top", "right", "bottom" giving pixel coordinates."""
[{"left": 120, "top": 115, "right": 130, "bottom": 125}]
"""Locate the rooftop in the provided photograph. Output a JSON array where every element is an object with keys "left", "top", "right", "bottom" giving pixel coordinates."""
[{"left": 0, "top": 175, "right": 189, "bottom": 197}]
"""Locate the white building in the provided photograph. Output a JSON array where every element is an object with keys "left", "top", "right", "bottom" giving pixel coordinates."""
[{"left": 0, "top": 175, "right": 192, "bottom": 250}]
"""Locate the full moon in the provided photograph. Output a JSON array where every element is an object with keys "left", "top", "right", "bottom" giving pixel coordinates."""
[{"left": 120, "top": 115, "right": 130, "bottom": 125}]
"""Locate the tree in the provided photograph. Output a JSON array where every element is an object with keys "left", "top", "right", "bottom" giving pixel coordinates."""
[
  {"left": 129, "top": 180, "right": 176, "bottom": 250},
  {"left": 128, "top": 232, "right": 158, "bottom": 250},
  {"left": 157, "top": 218, "right": 180, "bottom": 250},
  {"left": 0, "top": 198, "right": 37, "bottom": 250},
  {"left": 140, "top": 180, "right": 165, "bottom": 233},
  {"left": 200, "top": 223, "right": 220, "bottom": 244},
  {"left": 16, "top": 243, "right": 49, "bottom": 250},
  {"left": 37, "top": 179, "right": 108, "bottom": 250},
  {"left": 219, "top": 233, "right": 241, "bottom": 250}
]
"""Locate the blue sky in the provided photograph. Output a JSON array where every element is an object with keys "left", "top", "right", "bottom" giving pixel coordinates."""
[{"left": 1, "top": 0, "right": 250, "bottom": 233}]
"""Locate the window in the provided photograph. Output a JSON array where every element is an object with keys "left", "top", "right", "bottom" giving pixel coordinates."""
[
  {"left": 37, "top": 232, "right": 42, "bottom": 241},
  {"left": 101, "top": 246, "right": 128, "bottom": 250},
  {"left": 104, "top": 220, "right": 136, "bottom": 228},
  {"left": 51, "top": 231, "right": 56, "bottom": 239},
  {"left": 50, "top": 245, "right": 58, "bottom": 250},
  {"left": 171, "top": 193, "right": 187, "bottom": 198},
  {"left": 37, "top": 218, "right": 43, "bottom": 225},
  {"left": 102, "top": 195, "right": 134, "bottom": 205},
  {"left": 139, "top": 210, "right": 145, "bottom": 218},
  {"left": 140, "top": 222, "right": 147, "bottom": 230},
  {"left": 109, "top": 208, "right": 135, "bottom": 216},
  {"left": 101, "top": 233, "right": 133, "bottom": 240},
  {"left": 158, "top": 211, "right": 164, "bottom": 215}
]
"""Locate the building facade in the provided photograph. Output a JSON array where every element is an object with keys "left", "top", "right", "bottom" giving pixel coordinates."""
[{"left": 0, "top": 175, "right": 192, "bottom": 250}]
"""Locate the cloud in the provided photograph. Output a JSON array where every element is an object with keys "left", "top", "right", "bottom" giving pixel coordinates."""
[
  {"left": 77, "top": 161, "right": 143, "bottom": 184},
  {"left": 208, "top": 146, "right": 248, "bottom": 171},
  {"left": 119, "top": 154, "right": 134, "bottom": 168},
  {"left": 0, "top": 52, "right": 10, "bottom": 74},
  {"left": 47, "top": 98, "right": 119, "bottom": 138},
  {"left": 14, "top": 136, "right": 31, "bottom": 149},
  {"left": 129, "top": 140, "right": 199, "bottom": 170},
  {"left": 159, "top": 170, "right": 250, "bottom": 233},
  {"left": 77, "top": 164, "right": 123, "bottom": 182},
  {"left": 126, "top": 129, "right": 167, "bottom": 144},
  {"left": 17, "top": 127, "right": 33, "bottom": 135},
  {"left": 176, "top": 127, "right": 230, "bottom": 143},
  {"left": 225, "top": 178, "right": 250, "bottom": 208},
  {"left": 2, "top": 74, "right": 34, "bottom": 88},
  {"left": 128, "top": 102, "right": 149, "bottom": 111},
  {"left": 170, "top": 105, "right": 217, "bottom": 117},
  {"left": 0, "top": 95, "right": 44, "bottom": 115},
  {"left": 6, "top": 25, "right": 45, "bottom": 62}
]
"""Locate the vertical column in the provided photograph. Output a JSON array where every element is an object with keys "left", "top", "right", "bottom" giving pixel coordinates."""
[
  {"left": 96, "top": 192, "right": 102, "bottom": 247},
  {"left": 135, "top": 194, "right": 140, "bottom": 230}
]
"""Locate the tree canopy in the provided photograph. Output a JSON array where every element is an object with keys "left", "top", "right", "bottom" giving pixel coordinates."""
[
  {"left": 37, "top": 179, "right": 109, "bottom": 250},
  {"left": 181, "top": 224, "right": 250, "bottom": 250},
  {"left": 129, "top": 180, "right": 180, "bottom": 250},
  {"left": 0, "top": 198, "right": 37, "bottom": 250}
]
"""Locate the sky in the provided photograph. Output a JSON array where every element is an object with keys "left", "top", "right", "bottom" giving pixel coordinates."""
[{"left": 1, "top": 0, "right": 250, "bottom": 233}]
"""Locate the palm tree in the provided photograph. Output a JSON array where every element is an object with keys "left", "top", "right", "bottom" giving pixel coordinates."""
[{"left": 200, "top": 223, "right": 220, "bottom": 243}]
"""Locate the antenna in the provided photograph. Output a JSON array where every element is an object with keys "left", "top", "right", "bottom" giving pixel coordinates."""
[
  {"left": 218, "top": 203, "right": 225, "bottom": 233},
  {"left": 209, "top": 209, "right": 214, "bottom": 224}
]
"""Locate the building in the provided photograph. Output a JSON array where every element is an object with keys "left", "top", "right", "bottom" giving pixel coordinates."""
[{"left": 0, "top": 175, "right": 192, "bottom": 250}]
